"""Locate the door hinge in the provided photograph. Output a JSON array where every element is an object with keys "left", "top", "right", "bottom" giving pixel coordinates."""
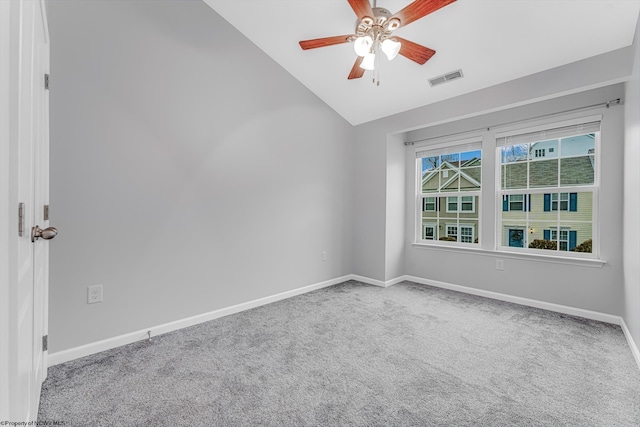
[
  {"left": 44, "top": 204, "right": 49, "bottom": 221},
  {"left": 18, "top": 202, "right": 25, "bottom": 237},
  {"left": 44, "top": 73, "right": 50, "bottom": 90},
  {"left": 42, "top": 335, "right": 48, "bottom": 352}
]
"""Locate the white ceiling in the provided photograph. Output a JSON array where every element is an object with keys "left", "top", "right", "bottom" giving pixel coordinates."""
[{"left": 203, "top": 0, "right": 639, "bottom": 126}]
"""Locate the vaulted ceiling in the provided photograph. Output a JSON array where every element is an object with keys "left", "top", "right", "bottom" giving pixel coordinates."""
[{"left": 204, "top": 0, "right": 640, "bottom": 125}]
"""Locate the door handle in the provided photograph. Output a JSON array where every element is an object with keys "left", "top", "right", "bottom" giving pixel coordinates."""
[{"left": 31, "top": 225, "right": 58, "bottom": 242}]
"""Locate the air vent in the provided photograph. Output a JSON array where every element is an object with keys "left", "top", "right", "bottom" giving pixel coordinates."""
[{"left": 429, "top": 69, "right": 464, "bottom": 87}]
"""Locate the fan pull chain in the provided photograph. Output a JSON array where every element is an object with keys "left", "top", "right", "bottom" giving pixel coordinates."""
[{"left": 373, "top": 46, "right": 380, "bottom": 86}]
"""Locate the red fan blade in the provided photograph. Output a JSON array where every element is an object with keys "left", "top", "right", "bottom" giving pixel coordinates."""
[
  {"left": 299, "top": 35, "right": 354, "bottom": 50},
  {"left": 394, "top": 37, "right": 436, "bottom": 65},
  {"left": 347, "top": 0, "right": 374, "bottom": 20},
  {"left": 348, "top": 56, "right": 365, "bottom": 79},
  {"left": 390, "top": 0, "right": 456, "bottom": 28}
]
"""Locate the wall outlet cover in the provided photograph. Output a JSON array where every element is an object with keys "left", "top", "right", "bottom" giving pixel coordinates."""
[{"left": 88, "top": 284, "right": 103, "bottom": 304}]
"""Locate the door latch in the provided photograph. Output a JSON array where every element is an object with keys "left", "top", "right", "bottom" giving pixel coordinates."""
[{"left": 18, "top": 203, "right": 25, "bottom": 237}]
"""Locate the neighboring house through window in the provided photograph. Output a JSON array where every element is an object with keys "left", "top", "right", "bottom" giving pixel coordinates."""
[
  {"left": 414, "top": 117, "right": 599, "bottom": 258},
  {"left": 497, "top": 120, "right": 599, "bottom": 255},
  {"left": 416, "top": 140, "right": 482, "bottom": 245}
]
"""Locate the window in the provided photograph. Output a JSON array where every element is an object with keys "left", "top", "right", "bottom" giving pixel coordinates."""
[
  {"left": 444, "top": 224, "right": 474, "bottom": 243},
  {"left": 502, "top": 194, "right": 528, "bottom": 212},
  {"left": 416, "top": 141, "right": 481, "bottom": 245},
  {"left": 544, "top": 228, "right": 578, "bottom": 251},
  {"left": 546, "top": 192, "right": 577, "bottom": 212},
  {"left": 423, "top": 223, "right": 436, "bottom": 240},
  {"left": 447, "top": 225, "right": 457, "bottom": 240},
  {"left": 460, "top": 225, "right": 474, "bottom": 243},
  {"left": 446, "top": 196, "right": 475, "bottom": 213},
  {"left": 497, "top": 121, "right": 599, "bottom": 255},
  {"left": 423, "top": 197, "right": 436, "bottom": 212}
]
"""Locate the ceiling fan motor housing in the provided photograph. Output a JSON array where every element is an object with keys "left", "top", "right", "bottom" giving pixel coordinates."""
[{"left": 356, "top": 8, "right": 400, "bottom": 41}]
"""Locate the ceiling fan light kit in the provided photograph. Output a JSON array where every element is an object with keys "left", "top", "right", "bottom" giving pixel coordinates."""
[
  {"left": 381, "top": 38, "right": 401, "bottom": 60},
  {"left": 299, "top": 0, "right": 456, "bottom": 84},
  {"left": 353, "top": 35, "right": 373, "bottom": 57},
  {"left": 361, "top": 52, "right": 376, "bottom": 70}
]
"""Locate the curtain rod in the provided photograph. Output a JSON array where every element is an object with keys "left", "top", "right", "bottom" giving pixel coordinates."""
[{"left": 404, "top": 98, "right": 622, "bottom": 146}]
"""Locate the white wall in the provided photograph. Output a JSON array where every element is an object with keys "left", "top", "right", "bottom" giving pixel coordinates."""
[
  {"left": 623, "top": 14, "right": 640, "bottom": 349},
  {"left": 47, "top": 0, "right": 354, "bottom": 352},
  {"left": 353, "top": 46, "right": 633, "bottom": 316}
]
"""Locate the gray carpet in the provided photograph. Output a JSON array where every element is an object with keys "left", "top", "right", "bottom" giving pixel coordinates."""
[{"left": 38, "top": 281, "right": 639, "bottom": 426}]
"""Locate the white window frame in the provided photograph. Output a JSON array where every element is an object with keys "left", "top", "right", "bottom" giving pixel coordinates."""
[
  {"left": 495, "top": 116, "right": 600, "bottom": 259},
  {"left": 415, "top": 137, "right": 482, "bottom": 247}
]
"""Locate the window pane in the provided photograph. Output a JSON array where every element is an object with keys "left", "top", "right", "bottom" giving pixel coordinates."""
[
  {"left": 441, "top": 174, "right": 460, "bottom": 192},
  {"left": 500, "top": 222, "right": 527, "bottom": 248},
  {"left": 421, "top": 157, "right": 440, "bottom": 193},
  {"left": 560, "top": 134, "right": 596, "bottom": 186},
  {"left": 560, "top": 192, "right": 592, "bottom": 221},
  {"left": 447, "top": 197, "right": 457, "bottom": 212},
  {"left": 422, "top": 156, "right": 441, "bottom": 173},
  {"left": 420, "top": 149, "right": 481, "bottom": 195},
  {"left": 501, "top": 144, "right": 528, "bottom": 164},
  {"left": 460, "top": 166, "right": 481, "bottom": 191},
  {"left": 561, "top": 134, "right": 595, "bottom": 157},
  {"left": 441, "top": 153, "right": 460, "bottom": 166},
  {"left": 510, "top": 194, "right": 524, "bottom": 211},
  {"left": 529, "top": 159, "right": 558, "bottom": 188},
  {"left": 560, "top": 156, "right": 595, "bottom": 186},
  {"left": 418, "top": 147, "right": 481, "bottom": 246},
  {"left": 501, "top": 163, "right": 528, "bottom": 189},
  {"left": 529, "top": 140, "right": 558, "bottom": 160},
  {"left": 424, "top": 197, "right": 436, "bottom": 212}
]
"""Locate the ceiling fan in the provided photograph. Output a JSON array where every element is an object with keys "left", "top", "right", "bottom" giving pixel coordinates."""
[{"left": 299, "top": 0, "right": 456, "bottom": 82}]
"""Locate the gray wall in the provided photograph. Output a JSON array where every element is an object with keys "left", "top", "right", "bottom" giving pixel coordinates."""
[
  {"left": 352, "top": 45, "right": 633, "bottom": 317},
  {"left": 403, "top": 85, "right": 624, "bottom": 315},
  {"left": 48, "top": 0, "right": 638, "bottom": 355},
  {"left": 48, "top": 0, "right": 354, "bottom": 352},
  {"left": 623, "top": 16, "right": 640, "bottom": 348},
  {"left": 352, "top": 47, "right": 633, "bottom": 283}
]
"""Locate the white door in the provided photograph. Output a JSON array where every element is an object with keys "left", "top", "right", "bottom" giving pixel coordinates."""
[{"left": 0, "top": 0, "right": 51, "bottom": 421}]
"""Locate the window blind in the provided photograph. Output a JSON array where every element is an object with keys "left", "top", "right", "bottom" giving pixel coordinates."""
[
  {"left": 496, "top": 121, "right": 600, "bottom": 147},
  {"left": 415, "top": 140, "right": 482, "bottom": 159}
]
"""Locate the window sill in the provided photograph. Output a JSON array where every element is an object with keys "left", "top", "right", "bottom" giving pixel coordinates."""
[{"left": 411, "top": 242, "right": 606, "bottom": 268}]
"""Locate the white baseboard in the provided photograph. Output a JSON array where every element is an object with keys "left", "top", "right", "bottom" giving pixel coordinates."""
[
  {"left": 49, "top": 272, "right": 640, "bottom": 373},
  {"left": 400, "top": 275, "right": 622, "bottom": 324},
  {"left": 620, "top": 318, "right": 640, "bottom": 371},
  {"left": 349, "top": 274, "right": 406, "bottom": 288},
  {"left": 48, "top": 275, "right": 352, "bottom": 366}
]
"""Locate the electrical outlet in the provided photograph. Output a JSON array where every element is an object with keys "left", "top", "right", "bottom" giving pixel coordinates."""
[
  {"left": 321, "top": 250, "right": 327, "bottom": 262},
  {"left": 496, "top": 259, "right": 504, "bottom": 271},
  {"left": 87, "top": 284, "right": 103, "bottom": 304}
]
